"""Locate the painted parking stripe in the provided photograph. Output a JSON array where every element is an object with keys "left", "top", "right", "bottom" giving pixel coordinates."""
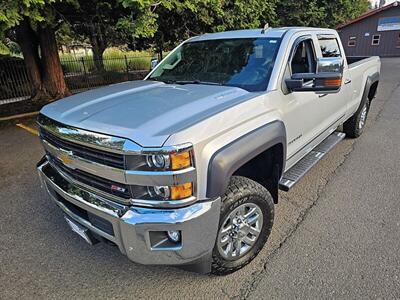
[{"left": 16, "top": 123, "right": 39, "bottom": 136}]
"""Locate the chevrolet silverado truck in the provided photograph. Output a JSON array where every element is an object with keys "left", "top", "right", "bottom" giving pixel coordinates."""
[{"left": 37, "top": 27, "right": 380, "bottom": 275}]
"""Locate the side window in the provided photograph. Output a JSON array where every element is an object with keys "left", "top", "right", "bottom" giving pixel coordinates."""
[
  {"left": 290, "top": 39, "right": 317, "bottom": 74},
  {"left": 348, "top": 36, "right": 356, "bottom": 47},
  {"left": 372, "top": 34, "right": 380, "bottom": 46},
  {"left": 318, "top": 38, "right": 341, "bottom": 57}
]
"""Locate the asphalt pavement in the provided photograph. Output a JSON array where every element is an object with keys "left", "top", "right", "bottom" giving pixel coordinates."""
[{"left": 0, "top": 58, "right": 399, "bottom": 299}]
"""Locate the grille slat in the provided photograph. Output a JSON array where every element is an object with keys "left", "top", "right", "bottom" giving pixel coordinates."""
[
  {"left": 48, "top": 155, "right": 131, "bottom": 199},
  {"left": 40, "top": 128, "right": 124, "bottom": 169}
]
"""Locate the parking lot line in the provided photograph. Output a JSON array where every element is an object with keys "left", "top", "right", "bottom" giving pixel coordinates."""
[{"left": 16, "top": 123, "right": 39, "bottom": 136}]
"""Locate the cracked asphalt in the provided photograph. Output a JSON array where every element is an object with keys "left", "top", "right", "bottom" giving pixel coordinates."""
[{"left": 1, "top": 58, "right": 399, "bottom": 299}]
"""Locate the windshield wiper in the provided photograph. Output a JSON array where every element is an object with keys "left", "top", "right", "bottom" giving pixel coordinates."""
[
  {"left": 173, "top": 80, "right": 222, "bottom": 86},
  {"left": 148, "top": 78, "right": 177, "bottom": 84},
  {"left": 149, "top": 78, "right": 222, "bottom": 86}
]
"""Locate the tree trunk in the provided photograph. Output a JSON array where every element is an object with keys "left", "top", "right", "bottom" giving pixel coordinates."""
[
  {"left": 91, "top": 41, "right": 106, "bottom": 72},
  {"left": 88, "top": 24, "right": 107, "bottom": 72},
  {"left": 157, "top": 32, "right": 164, "bottom": 61},
  {"left": 15, "top": 18, "right": 49, "bottom": 100},
  {"left": 38, "top": 25, "right": 71, "bottom": 99}
]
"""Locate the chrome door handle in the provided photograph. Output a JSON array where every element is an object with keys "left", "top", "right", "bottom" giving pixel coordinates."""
[{"left": 344, "top": 79, "right": 352, "bottom": 85}]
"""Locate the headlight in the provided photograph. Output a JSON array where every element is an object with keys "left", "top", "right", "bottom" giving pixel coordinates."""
[
  {"left": 146, "top": 183, "right": 193, "bottom": 200},
  {"left": 144, "top": 149, "right": 193, "bottom": 171},
  {"left": 125, "top": 144, "right": 195, "bottom": 205},
  {"left": 146, "top": 154, "right": 170, "bottom": 169}
]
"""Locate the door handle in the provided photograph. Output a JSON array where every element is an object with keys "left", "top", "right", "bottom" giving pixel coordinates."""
[
  {"left": 344, "top": 78, "right": 352, "bottom": 85},
  {"left": 319, "top": 94, "right": 328, "bottom": 98}
]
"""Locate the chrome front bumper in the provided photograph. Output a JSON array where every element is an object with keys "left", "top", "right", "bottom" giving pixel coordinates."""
[{"left": 37, "top": 157, "right": 220, "bottom": 270}]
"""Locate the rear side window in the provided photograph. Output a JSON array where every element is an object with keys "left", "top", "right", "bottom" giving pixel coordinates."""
[{"left": 318, "top": 38, "right": 341, "bottom": 57}]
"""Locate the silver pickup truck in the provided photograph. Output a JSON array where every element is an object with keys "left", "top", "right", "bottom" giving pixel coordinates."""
[{"left": 37, "top": 27, "right": 380, "bottom": 275}]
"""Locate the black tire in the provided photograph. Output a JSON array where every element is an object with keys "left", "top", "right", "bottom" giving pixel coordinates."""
[
  {"left": 211, "top": 176, "right": 274, "bottom": 275},
  {"left": 343, "top": 99, "right": 370, "bottom": 138}
]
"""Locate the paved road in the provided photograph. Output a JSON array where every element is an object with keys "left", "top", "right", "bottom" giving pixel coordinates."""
[
  {"left": 247, "top": 59, "right": 400, "bottom": 299},
  {"left": 0, "top": 58, "right": 399, "bottom": 299}
]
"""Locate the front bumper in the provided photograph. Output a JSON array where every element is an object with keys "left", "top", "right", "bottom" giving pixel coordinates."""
[{"left": 37, "top": 157, "right": 220, "bottom": 269}]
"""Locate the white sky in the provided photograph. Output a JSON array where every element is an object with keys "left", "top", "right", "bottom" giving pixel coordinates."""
[{"left": 370, "top": 0, "right": 397, "bottom": 6}]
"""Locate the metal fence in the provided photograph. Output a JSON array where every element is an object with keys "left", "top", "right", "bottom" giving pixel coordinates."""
[
  {"left": 0, "top": 55, "right": 152, "bottom": 105},
  {"left": 0, "top": 58, "right": 33, "bottom": 104}
]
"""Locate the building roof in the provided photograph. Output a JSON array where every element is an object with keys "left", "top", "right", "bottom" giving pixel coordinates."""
[{"left": 337, "top": 1, "right": 400, "bottom": 29}]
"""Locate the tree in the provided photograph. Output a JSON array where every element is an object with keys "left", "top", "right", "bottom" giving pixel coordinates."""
[
  {"left": 119, "top": 0, "right": 277, "bottom": 58},
  {"left": 0, "top": 0, "right": 71, "bottom": 100},
  {"left": 276, "top": 0, "right": 369, "bottom": 27},
  {"left": 319, "top": 0, "right": 370, "bottom": 27},
  {"left": 58, "top": 0, "right": 134, "bottom": 72},
  {"left": 275, "top": 0, "right": 324, "bottom": 27}
]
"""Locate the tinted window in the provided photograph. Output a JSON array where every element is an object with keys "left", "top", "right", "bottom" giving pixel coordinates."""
[
  {"left": 318, "top": 38, "right": 341, "bottom": 57},
  {"left": 291, "top": 39, "right": 316, "bottom": 74},
  {"left": 148, "top": 38, "right": 281, "bottom": 92}
]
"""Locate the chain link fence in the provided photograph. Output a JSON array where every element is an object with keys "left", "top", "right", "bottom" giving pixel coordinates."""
[{"left": 0, "top": 55, "right": 153, "bottom": 105}]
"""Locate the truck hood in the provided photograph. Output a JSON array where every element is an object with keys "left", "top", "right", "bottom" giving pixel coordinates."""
[{"left": 40, "top": 80, "right": 253, "bottom": 147}]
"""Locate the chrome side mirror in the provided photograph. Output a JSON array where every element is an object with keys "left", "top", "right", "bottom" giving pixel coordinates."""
[
  {"left": 285, "top": 57, "right": 344, "bottom": 93},
  {"left": 316, "top": 57, "right": 344, "bottom": 74}
]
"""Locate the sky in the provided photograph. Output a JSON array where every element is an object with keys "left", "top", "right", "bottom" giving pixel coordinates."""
[{"left": 370, "top": 0, "right": 398, "bottom": 7}]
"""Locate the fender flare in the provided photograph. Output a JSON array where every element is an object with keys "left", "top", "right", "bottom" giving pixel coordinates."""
[
  {"left": 361, "top": 72, "right": 379, "bottom": 107},
  {"left": 206, "top": 121, "right": 286, "bottom": 198}
]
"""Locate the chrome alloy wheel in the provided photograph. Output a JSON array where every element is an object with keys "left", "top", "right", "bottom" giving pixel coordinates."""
[
  {"left": 359, "top": 103, "right": 368, "bottom": 129},
  {"left": 217, "top": 203, "right": 263, "bottom": 260}
]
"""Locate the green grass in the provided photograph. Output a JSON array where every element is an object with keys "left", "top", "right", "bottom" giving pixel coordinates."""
[{"left": 60, "top": 48, "right": 154, "bottom": 73}]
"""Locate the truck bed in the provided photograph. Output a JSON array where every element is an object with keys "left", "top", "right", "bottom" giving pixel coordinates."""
[{"left": 347, "top": 56, "right": 374, "bottom": 66}]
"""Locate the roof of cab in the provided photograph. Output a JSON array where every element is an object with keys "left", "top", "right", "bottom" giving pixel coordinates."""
[{"left": 189, "top": 27, "right": 337, "bottom": 42}]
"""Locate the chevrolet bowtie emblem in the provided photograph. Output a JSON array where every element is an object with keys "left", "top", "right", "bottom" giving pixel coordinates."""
[{"left": 58, "top": 152, "right": 73, "bottom": 165}]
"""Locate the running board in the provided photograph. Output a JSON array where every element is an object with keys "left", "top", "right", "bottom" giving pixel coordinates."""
[{"left": 279, "top": 132, "right": 346, "bottom": 191}]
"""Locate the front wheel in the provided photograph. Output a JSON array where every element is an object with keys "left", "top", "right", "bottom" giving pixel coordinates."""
[{"left": 211, "top": 176, "right": 274, "bottom": 275}]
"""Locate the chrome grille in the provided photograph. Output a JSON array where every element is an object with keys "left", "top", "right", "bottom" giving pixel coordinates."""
[
  {"left": 48, "top": 154, "right": 131, "bottom": 199},
  {"left": 40, "top": 127, "right": 125, "bottom": 169}
]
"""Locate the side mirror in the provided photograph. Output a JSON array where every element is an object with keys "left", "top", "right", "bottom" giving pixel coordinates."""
[
  {"left": 150, "top": 58, "right": 159, "bottom": 70},
  {"left": 285, "top": 57, "right": 344, "bottom": 93}
]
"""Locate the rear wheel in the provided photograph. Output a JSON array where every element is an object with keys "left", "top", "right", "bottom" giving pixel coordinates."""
[
  {"left": 343, "top": 99, "right": 370, "bottom": 138},
  {"left": 211, "top": 176, "right": 274, "bottom": 275}
]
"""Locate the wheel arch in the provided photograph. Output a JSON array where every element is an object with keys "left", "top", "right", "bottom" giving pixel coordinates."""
[
  {"left": 365, "top": 72, "right": 380, "bottom": 103},
  {"left": 206, "top": 121, "right": 286, "bottom": 203}
]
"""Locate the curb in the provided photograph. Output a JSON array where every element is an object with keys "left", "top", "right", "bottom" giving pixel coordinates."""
[{"left": 0, "top": 111, "right": 39, "bottom": 122}]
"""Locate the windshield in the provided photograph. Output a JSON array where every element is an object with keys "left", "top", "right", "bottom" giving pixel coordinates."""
[{"left": 148, "top": 38, "right": 281, "bottom": 92}]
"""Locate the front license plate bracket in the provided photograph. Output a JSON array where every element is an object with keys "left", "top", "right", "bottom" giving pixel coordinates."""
[{"left": 64, "top": 216, "right": 99, "bottom": 245}]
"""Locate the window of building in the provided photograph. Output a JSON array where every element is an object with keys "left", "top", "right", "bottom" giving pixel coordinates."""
[
  {"left": 348, "top": 36, "right": 357, "bottom": 47},
  {"left": 372, "top": 34, "right": 381, "bottom": 46},
  {"left": 318, "top": 38, "right": 341, "bottom": 57},
  {"left": 396, "top": 34, "right": 400, "bottom": 48}
]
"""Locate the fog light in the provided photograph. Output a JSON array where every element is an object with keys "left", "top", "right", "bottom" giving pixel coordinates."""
[{"left": 167, "top": 230, "right": 181, "bottom": 242}]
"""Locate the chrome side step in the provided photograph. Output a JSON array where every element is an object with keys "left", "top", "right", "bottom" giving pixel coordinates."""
[{"left": 279, "top": 132, "right": 346, "bottom": 191}]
